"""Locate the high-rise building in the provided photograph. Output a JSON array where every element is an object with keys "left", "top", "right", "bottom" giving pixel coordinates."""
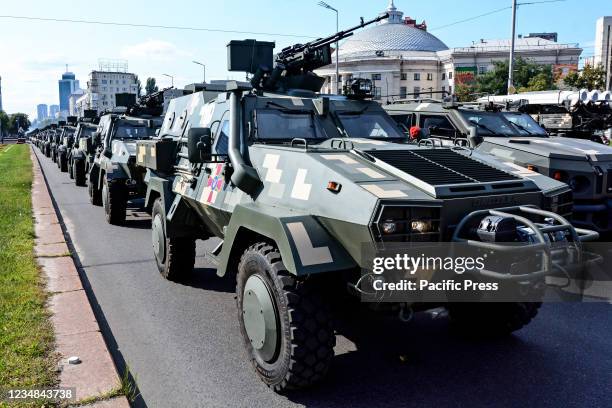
[
  {"left": 49, "top": 104, "right": 60, "bottom": 118},
  {"left": 83, "top": 70, "right": 138, "bottom": 114},
  {"left": 37, "top": 104, "right": 48, "bottom": 121},
  {"left": 58, "top": 69, "right": 80, "bottom": 113},
  {"left": 594, "top": 16, "right": 612, "bottom": 90}
]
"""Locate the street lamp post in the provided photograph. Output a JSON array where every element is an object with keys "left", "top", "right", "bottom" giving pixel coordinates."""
[
  {"left": 318, "top": 1, "right": 339, "bottom": 95},
  {"left": 508, "top": 0, "right": 518, "bottom": 94},
  {"left": 162, "top": 73, "right": 174, "bottom": 88},
  {"left": 192, "top": 61, "right": 206, "bottom": 84}
]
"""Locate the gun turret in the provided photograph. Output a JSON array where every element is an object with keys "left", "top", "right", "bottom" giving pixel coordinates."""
[{"left": 228, "top": 13, "right": 389, "bottom": 94}]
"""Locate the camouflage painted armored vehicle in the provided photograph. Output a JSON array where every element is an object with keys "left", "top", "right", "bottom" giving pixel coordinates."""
[
  {"left": 57, "top": 119, "right": 77, "bottom": 173},
  {"left": 50, "top": 121, "right": 66, "bottom": 163},
  {"left": 42, "top": 125, "right": 56, "bottom": 157},
  {"left": 136, "top": 17, "right": 597, "bottom": 391},
  {"left": 87, "top": 110, "right": 161, "bottom": 224},
  {"left": 69, "top": 112, "right": 99, "bottom": 186},
  {"left": 384, "top": 100, "right": 612, "bottom": 236}
]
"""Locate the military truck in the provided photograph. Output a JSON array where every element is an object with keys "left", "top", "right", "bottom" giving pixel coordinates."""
[
  {"left": 136, "top": 16, "right": 597, "bottom": 391},
  {"left": 384, "top": 100, "right": 612, "bottom": 236},
  {"left": 87, "top": 110, "right": 161, "bottom": 224}
]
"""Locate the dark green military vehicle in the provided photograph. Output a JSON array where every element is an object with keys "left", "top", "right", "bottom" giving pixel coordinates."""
[
  {"left": 136, "top": 17, "right": 597, "bottom": 391},
  {"left": 69, "top": 114, "right": 99, "bottom": 186},
  {"left": 87, "top": 110, "right": 160, "bottom": 224},
  {"left": 384, "top": 100, "right": 612, "bottom": 235},
  {"left": 57, "top": 121, "right": 77, "bottom": 173}
]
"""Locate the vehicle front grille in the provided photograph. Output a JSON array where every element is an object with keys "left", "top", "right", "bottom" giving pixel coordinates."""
[{"left": 366, "top": 149, "right": 520, "bottom": 186}]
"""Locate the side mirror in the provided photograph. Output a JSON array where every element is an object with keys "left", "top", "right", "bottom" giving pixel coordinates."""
[
  {"left": 187, "top": 127, "right": 212, "bottom": 163},
  {"left": 468, "top": 126, "right": 483, "bottom": 147}
]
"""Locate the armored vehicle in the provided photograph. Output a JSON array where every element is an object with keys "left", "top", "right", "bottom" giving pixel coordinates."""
[
  {"left": 479, "top": 90, "right": 612, "bottom": 144},
  {"left": 57, "top": 123, "right": 77, "bottom": 173},
  {"left": 42, "top": 126, "right": 56, "bottom": 158},
  {"left": 384, "top": 100, "right": 612, "bottom": 235},
  {"left": 69, "top": 113, "right": 99, "bottom": 186},
  {"left": 88, "top": 110, "right": 161, "bottom": 224},
  {"left": 50, "top": 121, "right": 66, "bottom": 163},
  {"left": 137, "top": 16, "right": 597, "bottom": 391}
]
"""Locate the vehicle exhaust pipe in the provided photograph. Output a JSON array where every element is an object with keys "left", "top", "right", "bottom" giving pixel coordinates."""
[{"left": 229, "top": 90, "right": 262, "bottom": 195}]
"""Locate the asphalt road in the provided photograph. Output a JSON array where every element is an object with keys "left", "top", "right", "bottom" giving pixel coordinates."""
[{"left": 33, "top": 146, "right": 612, "bottom": 408}]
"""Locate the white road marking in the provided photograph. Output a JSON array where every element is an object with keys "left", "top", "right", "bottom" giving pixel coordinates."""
[{"left": 286, "top": 222, "right": 333, "bottom": 266}]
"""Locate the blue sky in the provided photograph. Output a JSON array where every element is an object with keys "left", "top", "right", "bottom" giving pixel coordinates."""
[{"left": 0, "top": 0, "right": 608, "bottom": 117}]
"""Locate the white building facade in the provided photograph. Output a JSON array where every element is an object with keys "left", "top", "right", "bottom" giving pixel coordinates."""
[
  {"left": 594, "top": 16, "right": 612, "bottom": 90},
  {"left": 316, "top": 1, "right": 583, "bottom": 103},
  {"left": 79, "top": 71, "right": 138, "bottom": 115}
]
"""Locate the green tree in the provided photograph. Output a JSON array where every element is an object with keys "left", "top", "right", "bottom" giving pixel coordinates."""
[
  {"left": 145, "top": 77, "right": 158, "bottom": 95},
  {"left": 476, "top": 57, "right": 555, "bottom": 95},
  {"left": 455, "top": 83, "right": 477, "bottom": 102},
  {"left": 0, "top": 110, "right": 9, "bottom": 134},
  {"left": 134, "top": 75, "right": 143, "bottom": 96},
  {"left": 563, "top": 64, "right": 606, "bottom": 90},
  {"left": 8, "top": 113, "right": 31, "bottom": 134}
]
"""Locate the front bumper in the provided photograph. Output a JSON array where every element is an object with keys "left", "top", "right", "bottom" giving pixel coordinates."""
[{"left": 452, "top": 205, "right": 599, "bottom": 282}]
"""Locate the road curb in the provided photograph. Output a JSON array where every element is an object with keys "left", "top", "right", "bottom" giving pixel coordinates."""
[{"left": 30, "top": 147, "right": 130, "bottom": 408}]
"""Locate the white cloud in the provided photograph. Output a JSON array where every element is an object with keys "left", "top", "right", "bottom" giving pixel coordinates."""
[{"left": 120, "top": 40, "right": 192, "bottom": 61}]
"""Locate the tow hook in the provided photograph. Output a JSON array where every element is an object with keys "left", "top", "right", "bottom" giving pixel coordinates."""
[{"left": 398, "top": 303, "right": 414, "bottom": 323}]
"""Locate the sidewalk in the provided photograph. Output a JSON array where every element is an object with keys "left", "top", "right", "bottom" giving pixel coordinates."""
[{"left": 31, "top": 147, "right": 130, "bottom": 408}]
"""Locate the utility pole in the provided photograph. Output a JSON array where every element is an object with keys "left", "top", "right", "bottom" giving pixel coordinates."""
[{"left": 508, "top": 0, "right": 518, "bottom": 94}]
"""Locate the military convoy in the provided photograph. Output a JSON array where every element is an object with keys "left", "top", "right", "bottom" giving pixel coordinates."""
[
  {"left": 56, "top": 118, "right": 77, "bottom": 173},
  {"left": 27, "top": 13, "right": 609, "bottom": 393}
]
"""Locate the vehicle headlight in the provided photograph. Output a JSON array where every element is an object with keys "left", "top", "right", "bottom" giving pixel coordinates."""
[
  {"left": 381, "top": 220, "right": 397, "bottom": 234},
  {"left": 411, "top": 220, "right": 433, "bottom": 233}
]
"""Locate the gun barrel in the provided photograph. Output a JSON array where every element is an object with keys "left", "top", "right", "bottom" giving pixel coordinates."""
[{"left": 277, "top": 12, "right": 389, "bottom": 61}]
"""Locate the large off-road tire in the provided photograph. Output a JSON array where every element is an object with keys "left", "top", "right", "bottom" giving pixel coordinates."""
[
  {"left": 236, "top": 243, "right": 335, "bottom": 392},
  {"left": 68, "top": 160, "right": 74, "bottom": 179},
  {"left": 102, "top": 178, "right": 127, "bottom": 225},
  {"left": 88, "top": 174, "right": 102, "bottom": 206},
  {"left": 446, "top": 302, "right": 541, "bottom": 336},
  {"left": 60, "top": 155, "right": 68, "bottom": 172},
  {"left": 74, "top": 160, "right": 86, "bottom": 186},
  {"left": 151, "top": 197, "right": 196, "bottom": 281}
]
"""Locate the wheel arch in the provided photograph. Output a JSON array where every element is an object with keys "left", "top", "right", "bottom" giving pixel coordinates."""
[{"left": 217, "top": 204, "right": 356, "bottom": 278}]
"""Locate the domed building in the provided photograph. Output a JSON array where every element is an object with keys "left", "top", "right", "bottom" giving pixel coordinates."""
[{"left": 316, "top": 1, "right": 582, "bottom": 103}]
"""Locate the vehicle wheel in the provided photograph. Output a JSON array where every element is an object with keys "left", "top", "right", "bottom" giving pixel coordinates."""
[
  {"left": 60, "top": 156, "right": 68, "bottom": 172},
  {"left": 446, "top": 302, "right": 541, "bottom": 336},
  {"left": 236, "top": 243, "right": 335, "bottom": 392},
  {"left": 88, "top": 175, "right": 102, "bottom": 206},
  {"left": 102, "top": 178, "right": 127, "bottom": 225},
  {"left": 75, "top": 161, "right": 86, "bottom": 186},
  {"left": 68, "top": 161, "right": 74, "bottom": 179},
  {"left": 151, "top": 197, "right": 196, "bottom": 281}
]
